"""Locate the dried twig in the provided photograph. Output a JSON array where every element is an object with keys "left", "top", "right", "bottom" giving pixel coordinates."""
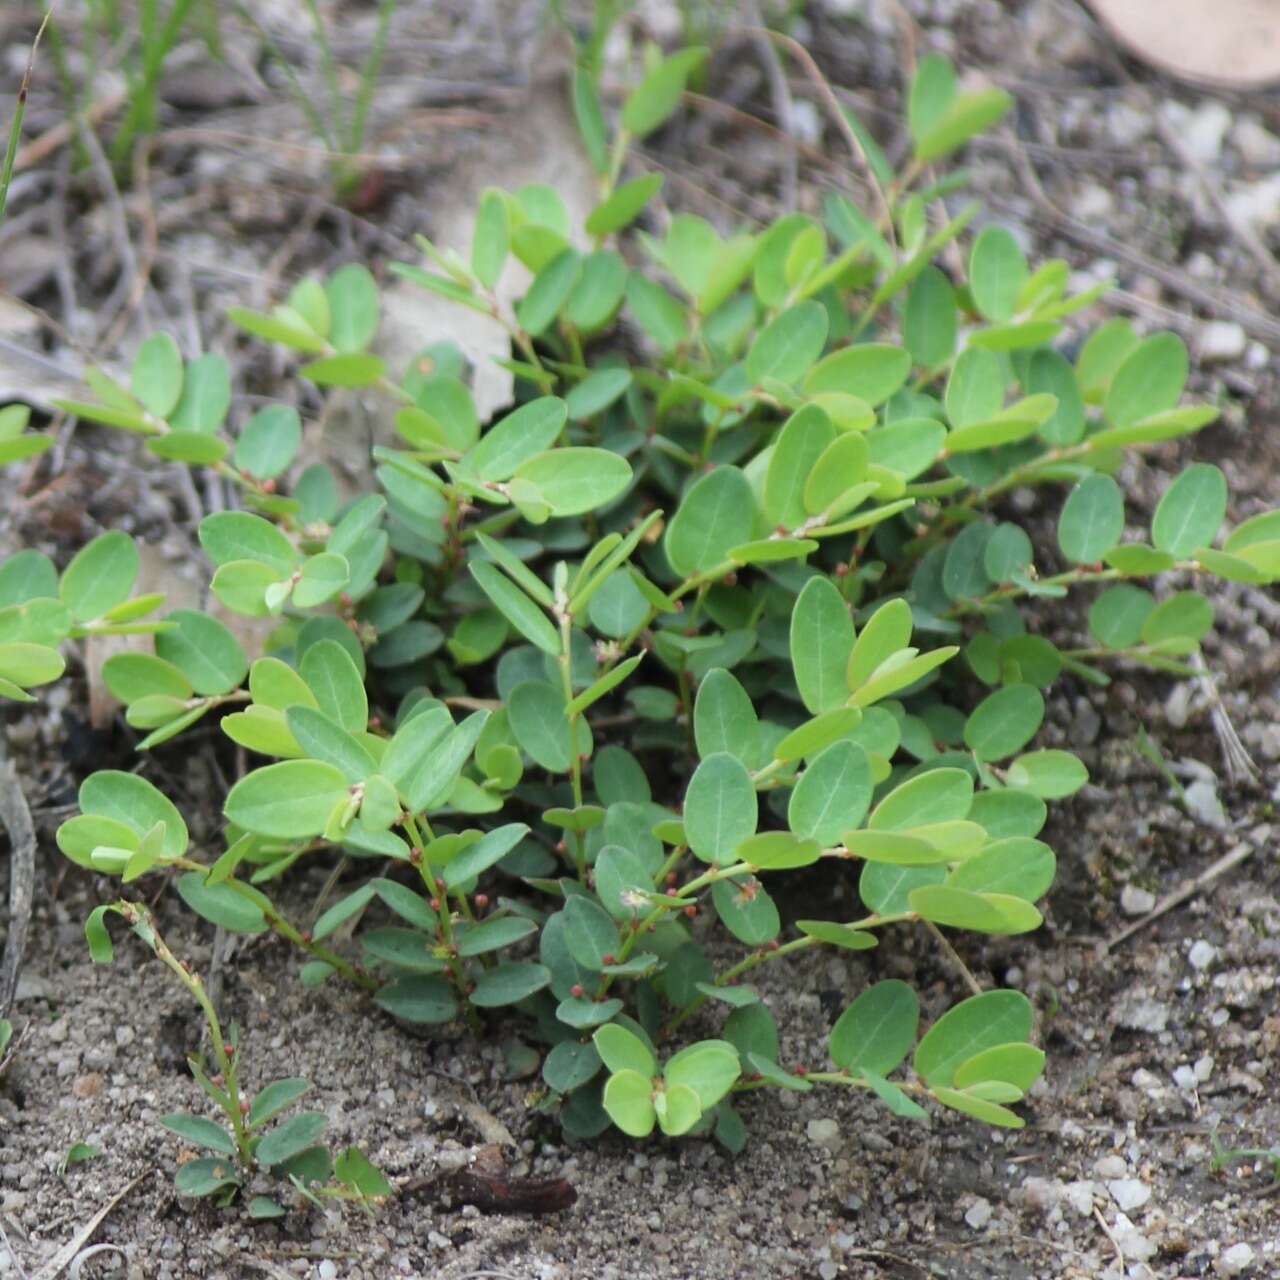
[
  {"left": 741, "top": 3, "right": 798, "bottom": 210},
  {"left": 762, "top": 29, "right": 896, "bottom": 243},
  {"left": 28, "top": 1170, "right": 151, "bottom": 1280},
  {"left": 1100, "top": 838, "right": 1256, "bottom": 953},
  {"left": 924, "top": 920, "right": 983, "bottom": 996},
  {"left": 0, "top": 740, "right": 36, "bottom": 1020}
]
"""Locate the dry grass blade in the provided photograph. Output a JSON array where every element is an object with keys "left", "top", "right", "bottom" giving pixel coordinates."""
[
  {"left": 0, "top": 744, "right": 37, "bottom": 1020},
  {"left": 28, "top": 1171, "right": 151, "bottom": 1280},
  {"left": 0, "top": 11, "right": 51, "bottom": 228}
]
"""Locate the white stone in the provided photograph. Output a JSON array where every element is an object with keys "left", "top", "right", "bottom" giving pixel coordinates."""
[
  {"left": 1185, "top": 777, "right": 1228, "bottom": 829},
  {"left": 1216, "top": 1242, "right": 1256, "bottom": 1276},
  {"left": 1197, "top": 321, "right": 1248, "bottom": 364},
  {"left": 1112, "top": 1214, "right": 1157, "bottom": 1262},
  {"left": 1172, "top": 1064, "right": 1198, "bottom": 1091},
  {"left": 965, "top": 1198, "right": 993, "bottom": 1229},
  {"left": 1074, "top": 183, "right": 1114, "bottom": 221},
  {"left": 786, "top": 100, "right": 823, "bottom": 147},
  {"left": 1233, "top": 116, "right": 1280, "bottom": 168},
  {"left": 1019, "top": 1176, "right": 1064, "bottom": 1213},
  {"left": 1063, "top": 1180, "right": 1097, "bottom": 1217},
  {"left": 318, "top": 1262, "right": 338, "bottom": 1280},
  {"left": 1183, "top": 100, "right": 1233, "bottom": 165},
  {"left": 1225, "top": 175, "right": 1280, "bottom": 233},
  {"left": 1094, "top": 1155, "right": 1129, "bottom": 1179},
  {"left": 1195, "top": 1054, "right": 1215, "bottom": 1083},
  {"left": 1121, "top": 885, "right": 1156, "bottom": 916},
  {"left": 1189, "top": 940, "right": 1217, "bottom": 971},
  {"left": 1108, "top": 1178, "right": 1151, "bottom": 1211},
  {"left": 806, "top": 1118, "right": 840, "bottom": 1150}
]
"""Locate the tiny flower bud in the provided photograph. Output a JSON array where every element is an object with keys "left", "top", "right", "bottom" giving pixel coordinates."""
[
  {"left": 684, "top": 905, "right": 697, "bottom": 919},
  {"left": 571, "top": 984, "right": 585, "bottom": 999},
  {"left": 429, "top": 897, "right": 441, "bottom": 911},
  {"left": 602, "top": 954, "right": 616, "bottom": 966},
  {"left": 261, "top": 478, "right": 277, "bottom": 494},
  {"left": 474, "top": 894, "right": 489, "bottom": 910}
]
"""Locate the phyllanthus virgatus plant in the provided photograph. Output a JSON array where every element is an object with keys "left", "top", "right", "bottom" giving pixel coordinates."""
[{"left": 5, "top": 38, "right": 1276, "bottom": 1192}]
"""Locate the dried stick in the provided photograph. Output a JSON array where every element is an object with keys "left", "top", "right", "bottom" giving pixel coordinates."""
[{"left": 0, "top": 739, "right": 36, "bottom": 1020}]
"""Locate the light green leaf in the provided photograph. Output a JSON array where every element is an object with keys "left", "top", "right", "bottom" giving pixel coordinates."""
[
  {"left": 684, "top": 752, "right": 758, "bottom": 865},
  {"left": 224, "top": 760, "right": 351, "bottom": 838},
  {"left": 665, "top": 465, "right": 756, "bottom": 577},
  {"left": 1152, "top": 463, "right": 1226, "bottom": 556}
]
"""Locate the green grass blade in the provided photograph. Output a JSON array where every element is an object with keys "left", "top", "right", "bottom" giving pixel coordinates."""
[{"left": 0, "top": 12, "right": 51, "bottom": 229}]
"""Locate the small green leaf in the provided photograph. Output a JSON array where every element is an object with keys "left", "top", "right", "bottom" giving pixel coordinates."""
[
  {"left": 621, "top": 47, "right": 707, "bottom": 138},
  {"left": 969, "top": 226, "right": 1027, "bottom": 323},
  {"left": 665, "top": 466, "right": 756, "bottom": 578},
  {"left": 593, "top": 1023, "right": 657, "bottom": 1078},
  {"left": 177, "top": 871, "right": 269, "bottom": 934},
  {"left": 586, "top": 173, "right": 664, "bottom": 237},
  {"left": 788, "top": 741, "right": 872, "bottom": 845},
  {"left": 602, "top": 1068, "right": 656, "bottom": 1137},
  {"left": 471, "top": 962, "right": 552, "bottom": 1007},
  {"left": 462, "top": 397, "right": 567, "bottom": 482},
  {"left": 830, "top": 979, "right": 919, "bottom": 1074},
  {"left": 1104, "top": 332, "right": 1188, "bottom": 428},
  {"left": 746, "top": 301, "right": 828, "bottom": 386},
  {"left": 694, "top": 667, "right": 759, "bottom": 766},
  {"left": 234, "top": 406, "right": 302, "bottom": 480},
  {"left": 791, "top": 576, "right": 854, "bottom": 715},
  {"left": 131, "top": 334, "right": 184, "bottom": 418},
  {"left": 684, "top": 752, "right": 758, "bottom": 865},
  {"left": 914, "top": 990, "right": 1034, "bottom": 1089},
  {"left": 1152, "top": 463, "right": 1227, "bottom": 556},
  {"left": 325, "top": 264, "right": 380, "bottom": 353},
  {"left": 156, "top": 611, "right": 248, "bottom": 695},
  {"left": 512, "top": 448, "right": 631, "bottom": 517},
  {"left": 963, "top": 684, "right": 1044, "bottom": 762},
  {"left": 470, "top": 561, "right": 559, "bottom": 655},
  {"left": 224, "top": 760, "right": 351, "bottom": 838},
  {"left": 1058, "top": 473, "right": 1124, "bottom": 565},
  {"left": 1004, "top": 749, "right": 1088, "bottom": 798},
  {"left": 60, "top": 532, "right": 139, "bottom": 623}
]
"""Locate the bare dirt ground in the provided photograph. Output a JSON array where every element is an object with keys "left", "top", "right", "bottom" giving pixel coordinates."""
[{"left": 2, "top": 2, "right": 1280, "bottom": 1277}]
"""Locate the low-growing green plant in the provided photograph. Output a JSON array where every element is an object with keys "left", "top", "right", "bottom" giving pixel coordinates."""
[
  {"left": 87, "top": 901, "right": 390, "bottom": 1214},
  {"left": 11, "top": 41, "right": 1279, "bottom": 1172}
]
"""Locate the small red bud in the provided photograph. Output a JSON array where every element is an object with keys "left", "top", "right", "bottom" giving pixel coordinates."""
[
  {"left": 300, "top": 930, "right": 313, "bottom": 944},
  {"left": 339, "top": 592, "right": 353, "bottom": 608},
  {"left": 429, "top": 897, "right": 441, "bottom": 911},
  {"left": 684, "top": 905, "right": 697, "bottom": 919},
  {"left": 766, "top": 940, "right": 780, "bottom": 952},
  {"left": 792, "top": 1064, "right": 807, "bottom": 1077},
  {"left": 666, "top": 872, "right": 678, "bottom": 886},
  {"left": 722, "top": 572, "right": 738, "bottom": 587},
  {"left": 673, "top": 600, "right": 684, "bottom": 613},
  {"left": 474, "top": 894, "right": 489, "bottom": 910},
  {"left": 240, "top": 1099, "right": 250, "bottom": 1115},
  {"left": 212, "top": 1074, "right": 224, "bottom": 1087},
  {"left": 368, "top": 715, "right": 382, "bottom": 731},
  {"left": 410, "top": 847, "right": 423, "bottom": 865},
  {"left": 835, "top": 563, "right": 850, "bottom": 577},
  {"left": 666, "top": 887, "right": 678, "bottom": 897},
  {"left": 602, "top": 953, "right": 616, "bottom": 966},
  {"left": 261, "top": 477, "right": 277, "bottom": 494},
  {"left": 555, "top": 840, "right": 568, "bottom": 855},
  {"left": 435, "top": 877, "right": 446, "bottom": 893},
  {"left": 571, "top": 984, "right": 585, "bottom": 999}
]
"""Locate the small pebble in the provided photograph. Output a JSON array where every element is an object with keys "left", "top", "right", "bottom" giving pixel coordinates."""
[
  {"left": 1173, "top": 1064, "right": 1198, "bottom": 1091},
  {"left": 1108, "top": 1178, "right": 1151, "bottom": 1212},
  {"left": 1195, "top": 1055, "right": 1215, "bottom": 1083},
  {"left": 1198, "top": 321, "right": 1248, "bottom": 364},
  {"left": 806, "top": 1118, "right": 840, "bottom": 1150},
  {"left": 964, "top": 1198, "right": 992, "bottom": 1230},
  {"left": 1216, "top": 1242, "right": 1256, "bottom": 1276},
  {"left": 1121, "top": 885, "right": 1156, "bottom": 916},
  {"left": 1094, "top": 1155, "right": 1129, "bottom": 1179},
  {"left": 1189, "top": 940, "right": 1217, "bottom": 972},
  {"left": 317, "top": 1262, "right": 338, "bottom": 1280}
]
